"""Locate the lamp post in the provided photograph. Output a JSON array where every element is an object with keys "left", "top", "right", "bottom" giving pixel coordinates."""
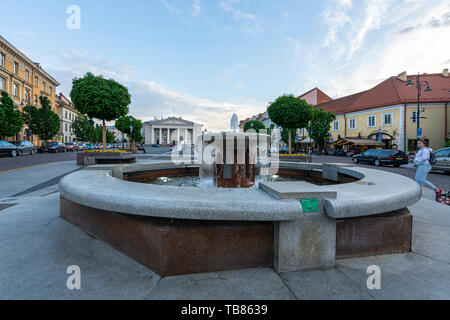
[
  {"left": 88, "top": 119, "right": 94, "bottom": 149},
  {"left": 406, "top": 73, "right": 432, "bottom": 140}
]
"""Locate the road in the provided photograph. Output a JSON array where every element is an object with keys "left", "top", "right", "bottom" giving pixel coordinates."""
[
  {"left": 311, "top": 155, "right": 449, "bottom": 191},
  {"left": 0, "top": 149, "right": 448, "bottom": 191},
  {"left": 0, "top": 151, "right": 78, "bottom": 173}
]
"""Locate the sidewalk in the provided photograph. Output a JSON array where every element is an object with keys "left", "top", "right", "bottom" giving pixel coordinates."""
[{"left": 0, "top": 162, "right": 449, "bottom": 299}]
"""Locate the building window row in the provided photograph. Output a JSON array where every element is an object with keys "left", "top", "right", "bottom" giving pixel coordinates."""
[
  {"left": 0, "top": 52, "right": 4, "bottom": 67},
  {"left": 332, "top": 120, "right": 339, "bottom": 131},
  {"left": 0, "top": 77, "right": 5, "bottom": 91},
  {"left": 348, "top": 118, "right": 356, "bottom": 130}
]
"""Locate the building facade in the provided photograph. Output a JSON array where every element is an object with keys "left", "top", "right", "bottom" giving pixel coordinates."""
[
  {"left": 143, "top": 117, "right": 203, "bottom": 146},
  {"left": 55, "top": 93, "right": 79, "bottom": 143},
  {"left": 106, "top": 126, "right": 128, "bottom": 143},
  {"left": 0, "top": 35, "right": 59, "bottom": 144},
  {"left": 316, "top": 71, "right": 450, "bottom": 153}
]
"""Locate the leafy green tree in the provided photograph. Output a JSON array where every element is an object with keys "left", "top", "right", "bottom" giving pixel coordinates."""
[
  {"left": 115, "top": 116, "right": 143, "bottom": 145},
  {"left": 267, "top": 95, "right": 312, "bottom": 154},
  {"left": 243, "top": 120, "right": 266, "bottom": 133},
  {"left": 0, "top": 91, "right": 24, "bottom": 139},
  {"left": 31, "top": 96, "right": 61, "bottom": 142},
  {"left": 70, "top": 72, "right": 131, "bottom": 150},
  {"left": 308, "top": 108, "right": 336, "bottom": 150},
  {"left": 72, "top": 114, "right": 92, "bottom": 142},
  {"left": 21, "top": 104, "right": 39, "bottom": 141}
]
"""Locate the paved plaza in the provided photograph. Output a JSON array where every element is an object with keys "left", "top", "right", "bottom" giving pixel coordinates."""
[{"left": 0, "top": 158, "right": 449, "bottom": 300}]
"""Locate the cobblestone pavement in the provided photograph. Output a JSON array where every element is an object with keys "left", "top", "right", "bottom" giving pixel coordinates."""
[{"left": 312, "top": 155, "right": 449, "bottom": 191}]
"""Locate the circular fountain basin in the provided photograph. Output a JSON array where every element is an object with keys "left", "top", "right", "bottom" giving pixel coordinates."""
[{"left": 58, "top": 161, "right": 421, "bottom": 276}]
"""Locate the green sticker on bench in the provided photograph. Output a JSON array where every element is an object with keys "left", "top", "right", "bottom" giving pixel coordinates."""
[{"left": 301, "top": 199, "right": 319, "bottom": 212}]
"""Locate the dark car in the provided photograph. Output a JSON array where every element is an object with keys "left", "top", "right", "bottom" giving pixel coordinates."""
[
  {"left": 11, "top": 140, "right": 36, "bottom": 155},
  {"left": 39, "top": 142, "right": 67, "bottom": 153},
  {"left": 0, "top": 141, "right": 19, "bottom": 157},
  {"left": 352, "top": 149, "right": 408, "bottom": 167}
]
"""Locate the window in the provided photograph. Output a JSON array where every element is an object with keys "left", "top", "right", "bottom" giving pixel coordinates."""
[
  {"left": 0, "top": 53, "right": 4, "bottom": 67},
  {"left": 332, "top": 120, "right": 339, "bottom": 131},
  {"left": 367, "top": 115, "right": 376, "bottom": 128},
  {"left": 65, "top": 123, "right": 68, "bottom": 131},
  {"left": 25, "top": 71, "right": 29, "bottom": 82},
  {"left": 33, "top": 95, "right": 38, "bottom": 105},
  {"left": 434, "top": 149, "right": 449, "bottom": 158},
  {"left": 13, "top": 83, "right": 19, "bottom": 97},
  {"left": 382, "top": 112, "right": 393, "bottom": 126},
  {"left": 0, "top": 77, "right": 5, "bottom": 91},
  {"left": 42, "top": 82, "right": 45, "bottom": 91},
  {"left": 49, "top": 86, "right": 52, "bottom": 95},
  {"left": 25, "top": 90, "right": 30, "bottom": 103},
  {"left": 65, "top": 111, "right": 68, "bottom": 119},
  {"left": 14, "top": 62, "right": 18, "bottom": 75},
  {"left": 348, "top": 118, "right": 356, "bottom": 130},
  {"left": 34, "top": 77, "right": 38, "bottom": 87}
]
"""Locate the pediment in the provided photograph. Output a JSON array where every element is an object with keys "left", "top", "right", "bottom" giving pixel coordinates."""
[{"left": 150, "top": 117, "right": 195, "bottom": 127}]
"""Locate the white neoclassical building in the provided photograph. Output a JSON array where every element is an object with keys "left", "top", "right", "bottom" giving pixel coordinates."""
[{"left": 143, "top": 117, "right": 203, "bottom": 146}]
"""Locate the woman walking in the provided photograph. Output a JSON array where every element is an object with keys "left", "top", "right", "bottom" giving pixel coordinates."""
[{"left": 414, "top": 139, "right": 442, "bottom": 198}]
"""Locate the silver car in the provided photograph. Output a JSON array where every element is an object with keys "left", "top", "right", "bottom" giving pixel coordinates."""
[{"left": 432, "top": 147, "right": 450, "bottom": 173}]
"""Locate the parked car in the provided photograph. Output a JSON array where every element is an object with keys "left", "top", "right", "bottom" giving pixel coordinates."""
[
  {"left": 39, "top": 142, "right": 66, "bottom": 153},
  {"left": 432, "top": 147, "right": 450, "bottom": 174},
  {"left": 78, "top": 144, "right": 87, "bottom": 151},
  {"left": 11, "top": 140, "right": 36, "bottom": 155},
  {"left": 0, "top": 140, "right": 19, "bottom": 157},
  {"left": 65, "top": 142, "right": 79, "bottom": 152},
  {"left": 151, "top": 144, "right": 159, "bottom": 148},
  {"left": 279, "top": 147, "right": 289, "bottom": 154},
  {"left": 352, "top": 149, "right": 408, "bottom": 167}
]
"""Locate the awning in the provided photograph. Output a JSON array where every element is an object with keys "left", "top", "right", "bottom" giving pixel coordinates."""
[
  {"left": 299, "top": 137, "right": 314, "bottom": 143},
  {"left": 330, "top": 138, "right": 380, "bottom": 146}
]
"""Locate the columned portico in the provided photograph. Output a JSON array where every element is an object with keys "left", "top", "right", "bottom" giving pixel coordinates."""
[{"left": 143, "top": 117, "right": 203, "bottom": 146}]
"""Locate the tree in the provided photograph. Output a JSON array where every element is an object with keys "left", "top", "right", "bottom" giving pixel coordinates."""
[
  {"left": 115, "top": 116, "right": 142, "bottom": 145},
  {"left": 70, "top": 72, "right": 131, "bottom": 150},
  {"left": 267, "top": 95, "right": 312, "bottom": 154},
  {"left": 243, "top": 120, "right": 266, "bottom": 133},
  {"left": 281, "top": 127, "right": 296, "bottom": 147},
  {"left": 0, "top": 91, "right": 24, "bottom": 140},
  {"left": 72, "top": 114, "right": 92, "bottom": 142},
  {"left": 308, "top": 108, "right": 336, "bottom": 150},
  {"left": 30, "top": 96, "right": 61, "bottom": 142},
  {"left": 21, "top": 104, "right": 39, "bottom": 142}
]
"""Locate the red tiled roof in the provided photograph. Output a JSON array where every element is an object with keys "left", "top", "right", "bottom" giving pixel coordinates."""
[
  {"left": 316, "top": 73, "right": 450, "bottom": 114},
  {"left": 297, "top": 87, "right": 333, "bottom": 105}
]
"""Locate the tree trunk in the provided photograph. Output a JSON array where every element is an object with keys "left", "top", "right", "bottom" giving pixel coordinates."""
[
  {"left": 288, "top": 128, "right": 291, "bottom": 155},
  {"left": 102, "top": 119, "right": 106, "bottom": 151}
]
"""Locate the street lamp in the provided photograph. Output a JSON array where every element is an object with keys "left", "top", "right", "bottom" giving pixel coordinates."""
[{"left": 405, "top": 73, "right": 432, "bottom": 139}]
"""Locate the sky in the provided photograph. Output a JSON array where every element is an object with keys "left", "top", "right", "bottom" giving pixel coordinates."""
[{"left": 1, "top": 0, "right": 449, "bottom": 131}]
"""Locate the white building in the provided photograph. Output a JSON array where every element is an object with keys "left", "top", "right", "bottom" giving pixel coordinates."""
[
  {"left": 106, "top": 126, "right": 128, "bottom": 143},
  {"left": 55, "top": 93, "right": 78, "bottom": 143},
  {"left": 143, "top": 117, "right": 203, "bottom": 146}
]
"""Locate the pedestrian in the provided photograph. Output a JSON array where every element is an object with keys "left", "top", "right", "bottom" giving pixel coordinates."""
[{"left": 414, "top": 139, "right": 442, "bottom": 198}]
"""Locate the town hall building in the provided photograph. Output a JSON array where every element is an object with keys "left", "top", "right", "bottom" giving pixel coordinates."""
[{"left": 143, "top": 117, "right": 203, "bottom": 146}]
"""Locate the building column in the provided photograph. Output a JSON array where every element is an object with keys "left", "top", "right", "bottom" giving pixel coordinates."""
[
  {"left": 167, "top": 128, "right": 170, "bottom": 144},
  {"left": 185, "top": 129, "right": 188, "bottom": 143},
  {"left": 177, "top": 128, "right": 180, "bottom": 144},
  {"left": 159, "top": 128, "right": 162, "bottom": 144}
]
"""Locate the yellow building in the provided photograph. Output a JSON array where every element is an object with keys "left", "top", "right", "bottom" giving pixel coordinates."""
[
  {"left": 0, "top": 35, "right": 60, "bottom": 145},
  {"left": 315, "top": 71, "right": 450, "bottom": 153}
]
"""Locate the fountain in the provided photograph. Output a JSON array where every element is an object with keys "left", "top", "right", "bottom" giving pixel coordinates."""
[{"left": 59, "top": 127, "right": 421, "bottom": 276}]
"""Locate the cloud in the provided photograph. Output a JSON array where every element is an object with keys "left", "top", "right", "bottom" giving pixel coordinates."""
[
  {"left": 159, "top": 0, "right": 180, "bottom": 15},
  {"left": 192, "top": 0, "right": 201, "bottom": 17},
  {"left": 285, "top": 38, "right": 302, "bottom": 57},
  {"left": 43, "top": 50, "right": 262, "bottom": 131},
  {"left": 218, "top": 0, "right": 262, "bottom": 35},
  {"left": 322, "top": 0, "right": 353, "bottom": 47}
]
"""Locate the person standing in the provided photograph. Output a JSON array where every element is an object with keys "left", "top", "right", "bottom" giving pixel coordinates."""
[{"left": 414, "top": 139, "right": 442, "bottom": 197}]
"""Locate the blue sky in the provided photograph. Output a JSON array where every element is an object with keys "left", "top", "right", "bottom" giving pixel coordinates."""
[{"left": 1, "top": 0, "right": 449, "bottom": 130}]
